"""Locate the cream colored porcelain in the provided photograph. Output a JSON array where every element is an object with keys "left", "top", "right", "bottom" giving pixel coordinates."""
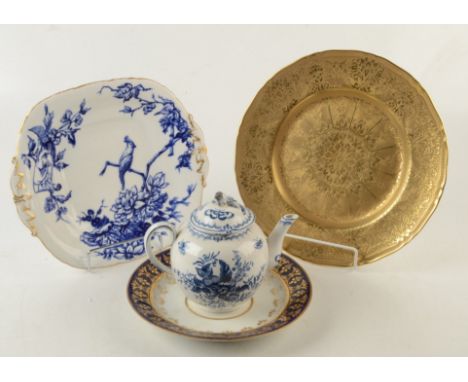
[
  {"left": 11, "top": 78, "right": 208, "bottom": 268},
  {"left": 128, "top": 252, "right": 311, "bottom": 341},
  {"left": 144, "top": 192, "right": 298, "bottom": 318}
]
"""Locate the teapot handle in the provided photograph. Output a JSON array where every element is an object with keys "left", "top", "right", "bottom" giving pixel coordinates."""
[{"left": 144, "top": 222, "right": 177, "bottom": 274}]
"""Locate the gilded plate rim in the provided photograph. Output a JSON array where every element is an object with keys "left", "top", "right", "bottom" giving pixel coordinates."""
[
  {"left": 10, "top": 77, "right": 209, "bottom": 269},
  {"left": 235, "top": 49, "right": 448, "bottom": 266}
]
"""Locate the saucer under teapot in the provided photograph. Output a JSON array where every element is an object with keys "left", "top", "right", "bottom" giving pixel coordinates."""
[
  {"left": 128, "top": 250, "right": 311, "bottom": 341},
  {"left": 144, "top": 191, "right": 298, "bottom": 319}
]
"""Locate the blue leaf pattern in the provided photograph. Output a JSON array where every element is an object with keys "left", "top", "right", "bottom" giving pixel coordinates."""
[
  {"left": 99, "top": 83, "right": 194, "bottom": 174},
  {"left": 20, "top": 100, "right": 90, "bottom": 221},
  {"left": 174, "top": 251, "right": 266, "bottom": 308}
]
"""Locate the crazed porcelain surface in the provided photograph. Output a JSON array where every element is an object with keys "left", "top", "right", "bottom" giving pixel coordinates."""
[
  {"left": 144, "top": 192, "right": 298, "bottom": 317},
  {"left": 128, "top": 251, "right": 311, "bottom": 341},
  {"left": 11, "top": 78, "right": 208, "bottom": 269}
]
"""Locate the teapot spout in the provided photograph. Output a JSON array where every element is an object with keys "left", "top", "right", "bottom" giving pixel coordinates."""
[{"left": 267, "top": 214, "right": 299, "bottom": 269}]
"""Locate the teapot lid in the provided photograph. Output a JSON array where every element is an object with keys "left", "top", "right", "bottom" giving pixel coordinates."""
[{"left": 190, "top": 192, "right": 255, "bottom": 236}]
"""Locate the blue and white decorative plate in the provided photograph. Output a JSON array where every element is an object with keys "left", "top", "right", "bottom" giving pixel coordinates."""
[{"left": 11, "top": 78, "right": 208, "bottom": 269}]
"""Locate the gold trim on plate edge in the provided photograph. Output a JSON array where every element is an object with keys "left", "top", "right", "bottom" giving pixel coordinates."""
[
  {"left": 10, "top": 78, "right": 209, "bottom": 261},
  {"left": 235, "top": 50, "right": 448, "bottom": 267}
]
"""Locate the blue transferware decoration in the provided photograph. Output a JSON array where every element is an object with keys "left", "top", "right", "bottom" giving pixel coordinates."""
[
  {"left": 78, "top": 83, "right": 197, "bottom": 260},
  {"left": 144, "top": 191, "right": 298, "bottom": 318},
  {"left": 204, "top": 209, "right": 234, "bottom": 221},
  {"left": 280, "top": 215, "right": 298, "bottom": 226},
  {"left": 178, "top": 240, "right": 188, "bottom": 255},
  {"left": 128, "top": 250, "right": 312, "bottom": 341},
  {"left": 11, "top": 78, "right": 208, "bottom": 269},
  {"left": 173, "top": 251, "right": 266, "bottom": 309},
  {"left": 20, "top": 100, "right": 90, "bottom": 221},
  {"left": 98, "top": 83, "right": 195, "bottom": 175},
  {"left": 254, "top": 238, "right": 264, "bottom": 250}
]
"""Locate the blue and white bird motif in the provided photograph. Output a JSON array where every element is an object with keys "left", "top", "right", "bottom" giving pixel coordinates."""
[
  {"left": 195, "top": 255, "right": 232, "bottom": 286},
  {"left": 173, "top": 251, "right": 265, "bottom": 307},
  {"left": 99, "top": 135, "right": 145, "bottom": 189}
]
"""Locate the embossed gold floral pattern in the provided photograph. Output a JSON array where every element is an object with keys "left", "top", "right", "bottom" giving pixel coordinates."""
[
  {"left": 236, "top": 50, "right": 448, "bottom": 266},
  {"left": 127, "top": 251, "right": 311, "bottom": 341},
  {"left": 274, "top": 89, "right": 411, "bottom": 228}
]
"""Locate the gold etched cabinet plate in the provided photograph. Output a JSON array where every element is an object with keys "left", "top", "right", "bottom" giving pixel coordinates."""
[{"left": 236, "top": 50, "right": 448, "bottom": 266}]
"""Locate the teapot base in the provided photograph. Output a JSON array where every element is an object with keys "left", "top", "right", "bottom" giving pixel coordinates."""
[{"left": 185, "top": 298, "right": 253, "bottom": 320}]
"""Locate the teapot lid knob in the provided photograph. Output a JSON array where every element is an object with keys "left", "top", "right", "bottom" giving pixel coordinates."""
[
  {"left": 214, "top": 192, "right": 245, "bottom": 209},
  {"left": 190, "top": 191, "right": 254, "bottom": 236}
]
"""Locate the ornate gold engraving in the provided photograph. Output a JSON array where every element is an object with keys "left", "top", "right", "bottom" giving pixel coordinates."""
[
  {"left": 273, "top": 89, "right": 411, "bottom": 229},
  {"left": 236, "top": 50, "right": 448, "bottom": 266}
]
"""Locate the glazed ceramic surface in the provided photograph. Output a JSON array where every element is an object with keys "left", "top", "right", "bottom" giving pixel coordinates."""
[
  {"left": 144, "top": 192, "right": 297, "bottom": 317},
  {"left": 236, "top": 50, "right": 448, "bottom": 266},
  {"left": 128, "top": 251, "right": 311, "bottom": 341},
  {"left": 11, "top": 78, "right": 208, "bottom": 269}
]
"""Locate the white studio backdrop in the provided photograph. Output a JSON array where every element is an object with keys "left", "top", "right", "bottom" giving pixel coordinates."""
[{"left": 0, "top": 25, "right": 467, "bottom": 356}]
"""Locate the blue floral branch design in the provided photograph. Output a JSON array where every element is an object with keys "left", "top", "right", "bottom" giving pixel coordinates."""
[
  {"left": 79, "top": 179, "right": 195, "bottom": 260},
  {"left": 99, "top": 82, "right": 195, "bottom": 176},
  {"left": 20, "top": 100, "right": 90, "bottom": 221},
  {"left": 78, "top": 82, "right": 197, "bottom": 260}
]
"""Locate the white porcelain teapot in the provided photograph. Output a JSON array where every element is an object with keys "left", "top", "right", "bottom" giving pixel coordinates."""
[{"left": 144, "top": 191, "right": 298, "bottom": 319}]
